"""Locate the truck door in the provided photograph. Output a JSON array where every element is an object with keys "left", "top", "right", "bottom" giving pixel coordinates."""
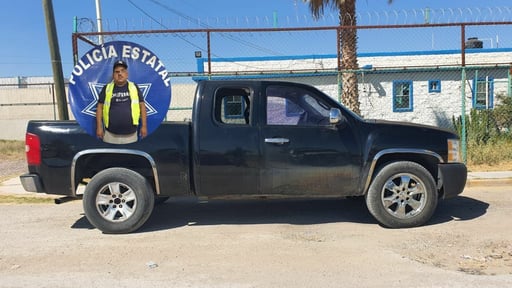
[
  {"left": 260, "top": 83, "right": 360, "bottom": 197},
  {"left": 195, "top": 84, "right": 260, "bottom": 196}
]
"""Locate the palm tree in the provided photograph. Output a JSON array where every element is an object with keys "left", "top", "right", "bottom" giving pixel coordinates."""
[{"left": 307, "top": 0, "right": 392, "bottom": 115}]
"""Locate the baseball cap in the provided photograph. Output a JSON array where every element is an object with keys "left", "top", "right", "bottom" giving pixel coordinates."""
[{"left": 113, "top": 60, "right": 128, "bottom": 71}]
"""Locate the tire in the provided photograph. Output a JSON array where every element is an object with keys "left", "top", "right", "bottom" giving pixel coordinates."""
[
  {"left": 365, "top": 161, "right": 438, "bottom": 228},
  {"left": 83, "top": 168, "right": 155, "bottom": 234}
]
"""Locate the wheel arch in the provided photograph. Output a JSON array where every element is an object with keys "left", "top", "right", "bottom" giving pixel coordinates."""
[
  {"left": 71, "top": 149, "right": 160, "bottom": 197},
  {"left": 363, "top": 149, "right": 442, "bottom": 196}
]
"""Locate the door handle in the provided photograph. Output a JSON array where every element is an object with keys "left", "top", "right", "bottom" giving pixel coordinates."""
[{"left": 265, "top": 138, "right": 290, "bottom": 145}]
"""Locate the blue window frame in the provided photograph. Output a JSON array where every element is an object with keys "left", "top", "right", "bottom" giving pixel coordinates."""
[
  {"left": 472, "top": 77, "right": 494, "bottom": 109},
  {"left": 392, "top": 80, "right": 413, "bottom": 112},
  {"left": 428, "top": 79, "right": 441, "bottom": 93}
]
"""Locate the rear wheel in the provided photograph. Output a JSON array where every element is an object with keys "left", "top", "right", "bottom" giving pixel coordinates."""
[
  {"left": 366, "top": 161, "right": 438, "bottom": 228},
  {"left": 83, "top": 168, "right": 155, "bottom": 234}
]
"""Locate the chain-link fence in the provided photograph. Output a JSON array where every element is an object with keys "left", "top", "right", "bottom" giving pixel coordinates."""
[
  {"left": 0, "top": 81, "right": 59, "bottom": 121},
  {"left": 90, "top": 22, "right": 512, "bottom": 164},
  {"left": 4, "top": 18, "right": 512, "bottom": 164}
]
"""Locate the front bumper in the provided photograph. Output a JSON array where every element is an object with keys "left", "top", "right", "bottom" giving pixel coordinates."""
[
  {"left": 20, "top": 173, "right": 45, "bottom": 193},
  {"left": 438, "top": 163, "right": 467, "bottom": 199}
]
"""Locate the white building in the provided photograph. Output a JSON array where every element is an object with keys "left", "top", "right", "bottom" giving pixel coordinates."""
[
  {"left": 196, "top": 47, "right": 512, "bottom": 128},
  {"left": 2, "top": 47, "right": 511, "bottom": 140}
]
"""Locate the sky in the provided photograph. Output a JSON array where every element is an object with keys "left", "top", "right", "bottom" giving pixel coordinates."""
[{"left": 0, "top": 0, "right": 511, "bottom": 78}]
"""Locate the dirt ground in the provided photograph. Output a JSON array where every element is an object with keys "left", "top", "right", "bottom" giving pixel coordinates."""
[{"left": 0, "top": 184, "right": 511, "bottom": 287}]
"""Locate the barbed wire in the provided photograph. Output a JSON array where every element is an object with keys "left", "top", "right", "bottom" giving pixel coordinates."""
[
  {"left": 352, "top": 6, "right": 512, "bottom": 26},
  {"left": 76, "top": 6, "right": 512, "bottom": 32}
]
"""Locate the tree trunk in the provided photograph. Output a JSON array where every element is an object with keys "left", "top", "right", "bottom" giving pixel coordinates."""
[{"left": 339, "top": 0, "right": 360, "bottom": 115}]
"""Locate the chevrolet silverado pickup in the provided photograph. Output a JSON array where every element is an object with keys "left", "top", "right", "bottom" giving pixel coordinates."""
[{"left": 20, "top": 80, "right": 467, "bottom": 233}]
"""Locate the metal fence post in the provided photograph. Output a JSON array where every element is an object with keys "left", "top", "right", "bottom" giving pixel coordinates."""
[
  {"left": 460, "top": 24, "right": 467, "bottom": 164},
  {"left": 509, "top": 65, "right": 512, "bottom": 97},
  {"left": 461, "top": 67, "right": 467, "bottom": 164}
]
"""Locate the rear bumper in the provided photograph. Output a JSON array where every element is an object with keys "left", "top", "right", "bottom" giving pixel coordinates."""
[
  {"left": 438, "top": 163, "right": 467, "bottom": 199},
  {"left": 20, "top": 173, "right": 45, "bottom": 193}
]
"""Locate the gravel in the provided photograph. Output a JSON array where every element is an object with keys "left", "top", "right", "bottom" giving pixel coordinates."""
[
  {"left": 0, "top": 186, "right": 511, "bottom": 287},
  {"left": 0, "top": 159, "right": 26, "bottom": 182}
]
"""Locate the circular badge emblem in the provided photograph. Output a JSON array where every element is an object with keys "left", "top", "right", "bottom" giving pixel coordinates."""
[{"left": 68, "top": 41, "right": 171, "bottom": 140}]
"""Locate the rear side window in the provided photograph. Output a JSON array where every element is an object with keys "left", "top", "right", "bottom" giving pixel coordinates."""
[{"left": 213, "top": 87, "right": 252, "bottom": 125}]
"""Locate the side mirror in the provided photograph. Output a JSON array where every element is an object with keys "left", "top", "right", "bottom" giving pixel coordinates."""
[{"left": 329, "top": 108, "right": 344, "bottom": 125}]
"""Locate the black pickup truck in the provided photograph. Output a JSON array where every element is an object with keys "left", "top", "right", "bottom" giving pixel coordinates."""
[{"left": 20, "top": 80, "right": 467, "bottom": 233}]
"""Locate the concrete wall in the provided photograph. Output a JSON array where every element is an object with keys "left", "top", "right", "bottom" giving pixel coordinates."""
[
  {"left": 0, "top": 79, "right": 58, "bottom": 140},
  {"left": 0, "top": 78, "right": 197, "bottom": 140},
  {"left": 0, "top": 120, "right": 30, "bottom": 140}
]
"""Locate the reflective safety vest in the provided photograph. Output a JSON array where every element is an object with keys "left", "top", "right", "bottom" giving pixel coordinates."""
[{"left": 102, "top": 81, "right": 140, "bottom": 128}]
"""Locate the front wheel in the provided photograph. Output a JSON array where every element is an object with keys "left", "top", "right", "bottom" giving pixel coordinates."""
[
  {"left": 83, "top": 168, "right": 155, "bottom": 234},
  {"left": 366, "top": 161, "right": 438, "bottom": 228}
]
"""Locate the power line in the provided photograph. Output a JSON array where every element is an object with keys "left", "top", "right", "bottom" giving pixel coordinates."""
[
  {"left": 146, "top": 0, "right": 284, "bottom": 56},
  {"left": 126, "top": 0, "right": 204, "bottom": 53},
  {"left": 124, "top": 0, "right": 284, "bottom": 72}
]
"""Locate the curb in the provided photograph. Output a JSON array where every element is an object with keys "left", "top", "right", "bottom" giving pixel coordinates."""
[{"left": 465, "top": 178, "right": 512, "bottom": 187}]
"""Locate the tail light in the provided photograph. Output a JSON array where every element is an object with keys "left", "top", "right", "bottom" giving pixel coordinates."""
[{"left": 26, "top": 133, "right": 41, "bottom": 166}]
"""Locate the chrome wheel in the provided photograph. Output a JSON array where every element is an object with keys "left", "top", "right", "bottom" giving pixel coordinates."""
[
  {"left": 381, "top": 173, "right": 427, "bottom": 219},
  {"left": 96, "top": 182, "right": 137, "bottom": 222},
  {"left": 366, "top": 161, "right": 438, "bottom": 228}
]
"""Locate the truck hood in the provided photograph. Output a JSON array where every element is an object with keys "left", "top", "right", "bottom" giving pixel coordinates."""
[
  {"left": 358, "top": 118, "right": 460, "bottom": 163},
  {"left": 363, "top": 119, "right": 457, "bottom": 135}
]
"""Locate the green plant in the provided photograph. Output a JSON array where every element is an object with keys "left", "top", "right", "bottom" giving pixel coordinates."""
[
  {"left": 466, "top": 138, "right": 512, "bottom": 166},
  {"left": 0, "top": 195, "right": 54, "bottom": 204},
  {"left": 0, "top": 140, "right": 25, "bottom": 160},
  {"left": 493, "top": 92, "right": 512, "bottom": 134},
  {"left": 452, "top": 93, "right": 512, "bottom": 167}
]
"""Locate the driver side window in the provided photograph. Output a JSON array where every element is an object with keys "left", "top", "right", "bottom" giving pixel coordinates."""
[{"left": 265, "top": 85, "right": 330, "bottom": 126}]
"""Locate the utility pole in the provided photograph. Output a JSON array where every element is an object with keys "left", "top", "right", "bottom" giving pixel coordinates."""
[
  {"left": 42, "top": 0, "right": 69, "bottom": 120},
  {"left": 95, "top": 0, "right": 104, "bottom": 44}
]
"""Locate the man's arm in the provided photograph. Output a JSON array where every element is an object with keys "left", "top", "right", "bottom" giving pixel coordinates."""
[
  {"left": 96, "top": 85, "right": 107, "bottom": 139},
  {"left": 96, "top": 103, "right": 104, "bottom": 139},
  {"left": 139, "top": 102, "right": 147, "bottom": 138},
  {"left": 135, "top": 84, "right": 148, "bottom": 138}
]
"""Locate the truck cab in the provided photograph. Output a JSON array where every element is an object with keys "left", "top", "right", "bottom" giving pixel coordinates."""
[{"left": 193, "top": 80, "right": 361, "bottom": 198}]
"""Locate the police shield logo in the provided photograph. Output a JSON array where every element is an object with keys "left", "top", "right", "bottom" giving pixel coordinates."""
[{"left": 68, "top": 41, "right": 171, "bottom": 140}]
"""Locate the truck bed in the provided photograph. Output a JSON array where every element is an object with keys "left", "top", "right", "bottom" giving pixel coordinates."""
[{"left": 22, "top": 120, "right": 192, "bottom": 197}]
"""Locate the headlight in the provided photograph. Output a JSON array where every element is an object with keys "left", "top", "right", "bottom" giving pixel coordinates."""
[{"left": 447, "top": 139, "right": 461, "bottom": 163}]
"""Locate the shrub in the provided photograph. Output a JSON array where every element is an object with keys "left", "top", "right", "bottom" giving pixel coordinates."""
[{"left": 452, "top": 93, "right": 512, "bottom": 166}]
